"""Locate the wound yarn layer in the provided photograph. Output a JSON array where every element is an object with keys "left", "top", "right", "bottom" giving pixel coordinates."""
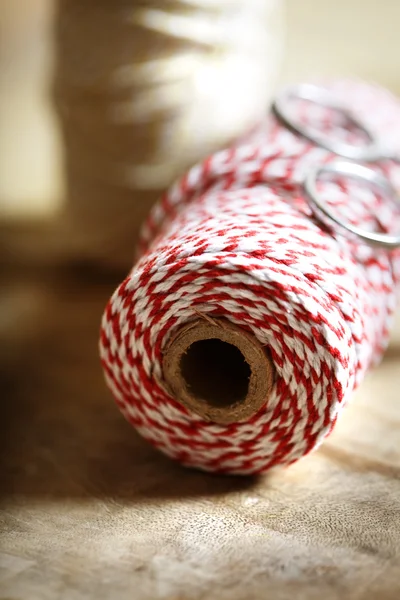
[{"left": 100, "top": 80, "right": 400, "bottom": 474}]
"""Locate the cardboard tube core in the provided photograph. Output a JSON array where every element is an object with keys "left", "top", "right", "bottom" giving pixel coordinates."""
[{"left": 162, "top": 318, "right": 275, "bottom": 425}]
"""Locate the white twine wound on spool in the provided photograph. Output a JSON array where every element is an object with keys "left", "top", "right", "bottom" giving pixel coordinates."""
[{"left": 52, "top": 0, "right": 283, "bottom": 267}]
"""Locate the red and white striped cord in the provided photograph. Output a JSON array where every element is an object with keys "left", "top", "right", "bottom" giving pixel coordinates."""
[{"left": 100, "top": 80, "right": 400, "bottom": 475}]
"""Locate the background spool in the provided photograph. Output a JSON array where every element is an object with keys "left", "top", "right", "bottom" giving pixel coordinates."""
[
  {"left": 100, "top": 80, "right": 400, "bottom": 475},
  {"left": 163, "top": 318, "right": 275, "bottom": 425},
  {"left": 50, "top": 0, "right": 284, "bottom": 269}
]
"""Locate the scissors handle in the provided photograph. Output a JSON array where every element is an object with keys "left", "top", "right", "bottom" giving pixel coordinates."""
[
  {"left": 304, "top": 160, "right": 400, "bottom": 249},
  {"left": 273, "top": 84, "right": 393, "bottom": 163}
]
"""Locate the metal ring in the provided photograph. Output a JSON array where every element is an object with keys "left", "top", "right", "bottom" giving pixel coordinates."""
[
  {"left": 303, "top": 161, "right": 400, "bottom": 248},
  {"left": 273, "top": 84, "right": 384, "bottom": 162}
]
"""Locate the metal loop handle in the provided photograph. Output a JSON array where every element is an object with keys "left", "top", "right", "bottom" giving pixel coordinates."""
[
  {"left": 273, "top": 84, "right": 386, "bottom": 163},
  {"left": 303, "top": 161, "right": 400, "bottom": 249}
]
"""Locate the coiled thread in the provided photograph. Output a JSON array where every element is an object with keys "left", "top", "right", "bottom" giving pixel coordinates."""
[{"left": 100, "top": 80, "right": 400, "bottom": 474}]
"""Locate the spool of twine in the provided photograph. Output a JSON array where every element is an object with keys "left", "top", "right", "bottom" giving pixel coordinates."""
[
  {"left": 51, "top": 0, "right": 284, "bottom": 268},
  {"left": 100, "top": 80, "right": 400, "bottom": 474}
]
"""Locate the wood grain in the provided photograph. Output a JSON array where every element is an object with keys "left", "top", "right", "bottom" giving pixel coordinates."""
[{"left": 0, "top": 268, "right": 399, "bottom": 600}]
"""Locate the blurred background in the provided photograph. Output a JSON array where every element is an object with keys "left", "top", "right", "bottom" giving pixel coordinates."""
[{"left": 1, "top": 0, "right": 400, "bottom": 225}]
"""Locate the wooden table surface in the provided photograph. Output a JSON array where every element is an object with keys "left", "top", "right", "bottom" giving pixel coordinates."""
[{"left": 1, "top": 266, "right": 399, "bottom": 600}]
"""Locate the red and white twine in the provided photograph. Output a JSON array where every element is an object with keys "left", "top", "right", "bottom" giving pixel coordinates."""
[{"left": 100, "top": 80, "right": 400, "bottom": 475}]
